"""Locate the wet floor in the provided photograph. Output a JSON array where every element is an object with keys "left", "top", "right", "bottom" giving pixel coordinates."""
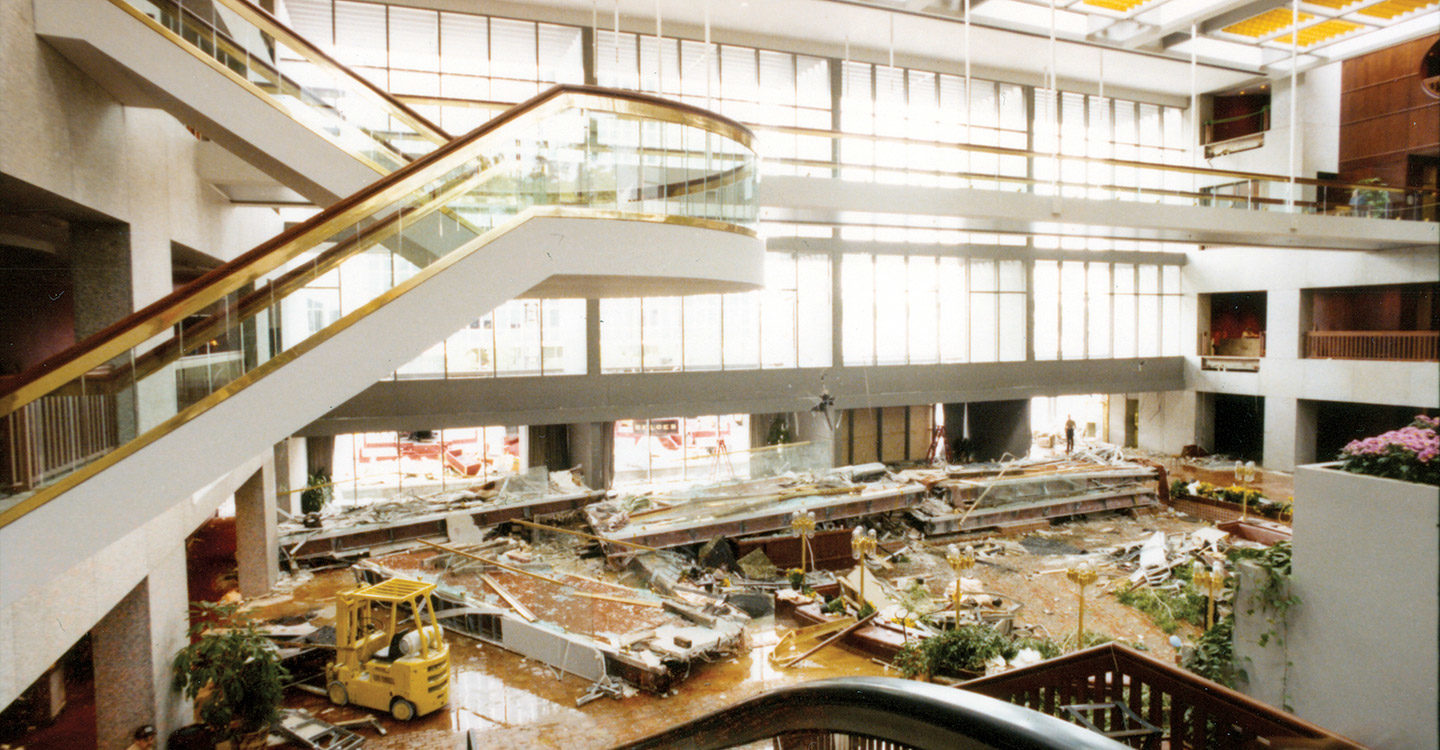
[
  {"left": 254, "top": 508, "right": 1214, "bottom": 749},
  {"left": 262, "top": 568, "right": 893, "bottom": 749}
]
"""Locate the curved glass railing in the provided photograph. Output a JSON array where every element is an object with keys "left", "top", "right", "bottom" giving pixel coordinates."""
[
  {"left": 115, "top": 0, "right": 449, "bottom": 171},
  {"left": 0, "top": 85, "right": 756, "bottom": 523}
]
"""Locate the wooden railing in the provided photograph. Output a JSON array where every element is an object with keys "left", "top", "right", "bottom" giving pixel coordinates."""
[
  {"left": 961, "top": 643, "right": 1363, "bottom": 749},
  {"left": 2, "top": 393, "right": 120, "bottom": 493},
  {"left": 1305, "top": 330, "right": 1439, "bottom": 361}
]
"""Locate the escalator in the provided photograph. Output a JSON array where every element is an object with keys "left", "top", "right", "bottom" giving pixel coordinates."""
[
  {"left": 0, "top": 84, "right": 763, "bottom": 607},
  {"left": 36, "top": 0, "right": 450, "bottom": 204}
]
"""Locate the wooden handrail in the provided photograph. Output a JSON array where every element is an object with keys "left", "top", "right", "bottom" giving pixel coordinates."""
[
  {"left": 962, "top": 643, "right": 1365, "bottom": 748},
  {"left": 1304, "top": 330, "right": 1439, "bottom": 361}
]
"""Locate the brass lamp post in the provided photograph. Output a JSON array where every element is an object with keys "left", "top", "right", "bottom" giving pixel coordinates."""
[
  {"left": 946, "top": 544, "right": 976, "bottom": 630},
  {"left": 851, "top": 526, "right": 878, "bottom": 611},
  {"left": 1192, "top": 561, "right": 1226, "bottom": 630},
  {"left": 1066, "top": 561, "right": 1099, "bottom": 649},
  {"left": 790, "top": 510, "right": 817, "bottom": 574}
]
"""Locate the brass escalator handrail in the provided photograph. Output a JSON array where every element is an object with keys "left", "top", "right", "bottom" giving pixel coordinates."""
[{"left": 0, "top": 85, "right": 755, "bottom": 420}]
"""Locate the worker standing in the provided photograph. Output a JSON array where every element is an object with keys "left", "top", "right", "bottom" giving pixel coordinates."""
[{"left": 1064, "top": 415, "right": 1076, "bottom": 454}]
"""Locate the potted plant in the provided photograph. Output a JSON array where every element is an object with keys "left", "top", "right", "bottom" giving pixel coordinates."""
[
  {"left": 299, "top": 472, "right": 332, "bottom": 516},
  {"left": 172, "top": 602, "right": 289, "bottom": 749},
  {"left": 1244, "top": 414, "right": 1440, "bottom": 747},
  {"left": 1348, "top": 177, "right": 1392, "bottom": 218}
]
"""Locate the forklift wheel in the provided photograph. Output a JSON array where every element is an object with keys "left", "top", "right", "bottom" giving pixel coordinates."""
[
  {"left": 390, "top": 697, "right": 417, "bottom": 721},
  {"left": 327, "top": 681, "right": 349, "bottom": 706}
]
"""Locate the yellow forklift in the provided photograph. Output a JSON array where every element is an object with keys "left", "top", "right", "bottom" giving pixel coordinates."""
[{"left": 325, "top": 577, "right": 449, "bottom": 720}]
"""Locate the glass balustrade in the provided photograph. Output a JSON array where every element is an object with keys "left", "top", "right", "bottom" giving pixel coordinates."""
[
  {"left": 119, "top": 0, "right": 449, "bottom": 170},
  {"left": 389, "top": 96, "right": 1440, "bottom": 221},
  {"left": 0, "top": 87, "right": 756, "bottom": 515}
]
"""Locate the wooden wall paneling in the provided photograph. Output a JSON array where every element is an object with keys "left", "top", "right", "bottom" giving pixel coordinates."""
[
  {"left": 851, "top": 408, "right": 879, "bottom": 464},
  {"left": 908, "top": 405, "right": 933, "bottom": 462},
  {"left": 879, "top": 406, "right": 907, "bottom": 463},
  {"left": 1338, "top": 33, "right": 1440, "bottom": 185}
]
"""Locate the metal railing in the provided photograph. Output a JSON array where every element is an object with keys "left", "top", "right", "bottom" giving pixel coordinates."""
[
  {"left": 0, "top": 85, "right": 756, "bottom": 521},
  {"left": 1305, "top": 330, "right": 1440, "bottom": 361},
  {"left": 608, "top": 677, "right": 1128, "bottom": 750}
]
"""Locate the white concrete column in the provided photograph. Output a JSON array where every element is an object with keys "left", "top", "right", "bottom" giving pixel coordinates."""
[
  {"left": 567, "top": 421, "right": 614, "bottom": 490},
  {"left": 273, "top": 437, "right": 308, "bottom": 517},
  {"left": 93, "top": 580, "right": 155, "bottom": 750},
  {"left": 1266, "top": 288, "right": 1303, "bottom": 361},
  {"left": 1263, "top": 396, "right": 1299, "bottom": 471},
  {"left": 146, "top": 541, "right": 190, "bottom": 744},
  {"left": 235, "top": 461, "right": 278, "bottom": 597}
]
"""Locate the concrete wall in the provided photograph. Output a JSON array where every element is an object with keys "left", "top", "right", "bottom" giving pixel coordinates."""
[
  {"left": 1235, "top": 465, "right": 1439, "bottom": 749},
  {"left": 1, "top": 0, "right": 282, "bottom": 301}
]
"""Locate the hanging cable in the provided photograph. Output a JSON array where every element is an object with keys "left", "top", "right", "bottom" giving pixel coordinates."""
[{"left": 1288, "top": 0, "right": 1299, "bottom": 212}]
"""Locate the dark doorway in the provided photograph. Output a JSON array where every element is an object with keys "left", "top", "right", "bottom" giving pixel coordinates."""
[
  {"left": 1212, "top": 394, "right": 1265, "bottom": 463},
  {"left": 1124, "top": 398, "right": 1139, "bottom": 449},
  {"left": 1312, "top": 400, "right": 1434, "bottom": 463},
  {"left": 1208, "top": 292, "right": 1267, "bottom": 357}
]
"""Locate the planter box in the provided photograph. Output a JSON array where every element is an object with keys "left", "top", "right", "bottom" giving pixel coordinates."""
[
  {"left": 1242, "top": 464, "right": 1437, "bottom": 749},
  {"left": 1166, "top": 493, "right": 1288, "bottom": 526}
]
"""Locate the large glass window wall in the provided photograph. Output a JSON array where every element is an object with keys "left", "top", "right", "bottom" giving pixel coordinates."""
[
  {"left": 329, "top": 425, "right": 520, "bottom": 504},
  {"left": 842, "top": 254, "right": 1025, "bottom": 365},
  {"left": 281, "top": 0, "right": 584, "bottom": 134},
  {"left": 839, "top": 63, "right": 1030, "bottom": 189},
  {"left": 595, "top": 31, "right": 832, "bottom": 176},
  {"left": 600, "top": 252, "right": 832, "bottom": 373},
  {"left": 613, "top": 415, "right": 751, "bottom": 487},
  {"left": 393, "top": 299, "right": 587, "bottom": 380},
  {"left": 1034, "top": 260, "right": 1182, "bottom": 360},
  {"left": 1033, "top": 90, "right": 1189, "bottom": 202}
]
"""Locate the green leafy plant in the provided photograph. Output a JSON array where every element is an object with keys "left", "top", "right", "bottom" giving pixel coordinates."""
[
  {"left": 823, "top": 596, "right": 846, "bottom": 615},
  {"left": 1229, "top": 541, "right": 1300, "bottom": 709},
  {"left": 299, "top": 472, "right": 332, "bottom": 515},
  {"left": 1115, "top": 571, "right": 1208, "bottom": 634},
  {"left": 172, "top": 602, "right": 289, "bottom": 742},
  {"left": 892, "top": 624, "right": 1048, "bottom": 679},
  {"left": 1184, "top": 614, "right": 1241, "bottom": 688},
  {"left": 766, "top": 414, "right": 794, "bottom": 446}
]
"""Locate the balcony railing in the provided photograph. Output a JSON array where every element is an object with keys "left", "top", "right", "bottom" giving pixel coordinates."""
[
  {"left": 962, "top": 643, "right": 1363, "bottom": 749},
  {"left": 394, "top": 95, "right": 1440, "bottom": 224},
  {"left": 1305, "top": 330, "right": 1439, "bottom": 361}
]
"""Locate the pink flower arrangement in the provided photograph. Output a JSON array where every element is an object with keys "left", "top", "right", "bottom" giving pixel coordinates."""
[{"left": 1338, "top": 415, "right": 1440, "bottom": 486}]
